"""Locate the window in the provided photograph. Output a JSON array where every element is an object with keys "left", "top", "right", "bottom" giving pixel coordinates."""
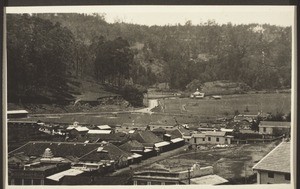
[
  {"left": 263, "top": 127, "right": 266, "bottom": 132},
  {"left": 285, "top": 173, "right": 290, "bottom": 181},
  {"left": 208, "top": 137, "right": 211, "bottom": 141},
  {"left": 187, "top": 139, "right": 190, "bottom": 142},
  {"left": 194, "top": 138, "right": 197, "bottom": 143},
  {"left": 216, "top": 138, "right": 219, "bottom": 142},
  {"left": 268, "top": 172, "right": 274, "bottom": 178},
  {"left": 203, "top": 138, "right": 205, "bottom": 141}
]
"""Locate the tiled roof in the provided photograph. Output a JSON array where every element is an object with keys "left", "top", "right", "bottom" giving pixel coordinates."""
[
  {"left": 253, "top": 141, "right": 290, "bottom": 173},
  {"left": 9, "top": 141, "right": 103, "bottom": 159},
  {"left": 119, "top": 140, "right": 144, "bottom": 152},
  {"left": 166, "top": 129, "right": 183, "bottom": 139},
  {"left": 204, "top": 131, "right": 226, "bottom": 137},
  {"left": 61, "top": 175, "right": 131, "bottom": 185},
  {"left": 192, "top": 133, "right": 206, "bottom": 138},
  {"left": 131, "top": 130, "right": 162, "bottom": 144},
  {"left": 177, "top": 126, "right": 190, "bottom": 135},
  {"left": 152, "top": 127, "right": 167, "bottom": 133},
  {"left": 87, "top": 133, "right": 129, "bottom": 143},
  {"left": 79, "top": 143, "right": 132, "bottom": 162},
  {"left": 259, "top": 121, "right": 291, "bottom": 128}
]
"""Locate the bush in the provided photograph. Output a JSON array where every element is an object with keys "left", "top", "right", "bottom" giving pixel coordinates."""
[{"left": 119, "top": 84, "right": 147, "bottom": 107}]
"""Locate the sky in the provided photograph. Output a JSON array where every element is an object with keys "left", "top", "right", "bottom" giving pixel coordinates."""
[{"left": 6, "top": 6, "right": 295, "bottom": 27}]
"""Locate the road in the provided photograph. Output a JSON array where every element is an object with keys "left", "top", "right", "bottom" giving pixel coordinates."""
[
  {"left": 132, "top": 99, "right": 158, "bottom": 114},
  {"left": 30, "top": 99, "right": 159, "bottom": 117}
]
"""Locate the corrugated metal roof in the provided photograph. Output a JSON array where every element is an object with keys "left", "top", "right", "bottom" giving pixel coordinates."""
[
  {"left": 88, "top": 130, "right": 111, "bottom": 134},
  {"left": 253, "top": 141, "right": 290, "bottom": 173},
  {"left": 97, "top": 125, "right": 111, "bottom": 130},
  {"left": 189, "top": 174, "right": 228, "bottom": 185},
  {"left": 259, "top": 121, "right": 290, "bottom": 128},
  {"left": 220, "top": 128, "right": 234, "bottom": 132},
  {"left": 132, "top": 153, "right": 143, "bottom": 158},
  {"left": 171, "top": 138, "right": 184, "bottom": 143},
  {"left": 46, "top": 168, "right": 83, "bottom": 181},
  {"left": 75, "top": 127, "right": 89, "bottom": 132},
  {"left": 154, "top": 141, "right": 170, "bottom": 148}
]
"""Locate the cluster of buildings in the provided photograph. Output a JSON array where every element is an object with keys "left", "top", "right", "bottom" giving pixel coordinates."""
[
  {"left": 133, "top": 163, "right": 228, "bottom": 185},
  {"left": 7, "top": 109, "right": 292, "bottom": 185}
]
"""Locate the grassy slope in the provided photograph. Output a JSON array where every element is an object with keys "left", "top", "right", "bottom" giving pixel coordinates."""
[
  {"left": 7, "top": 78, "right": 128, "bottom": 114},
  {"left": 162, "top": 93, "right": 291, "bottom": 116}
]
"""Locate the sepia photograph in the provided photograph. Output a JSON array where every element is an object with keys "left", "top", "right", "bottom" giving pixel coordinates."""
[{"left": 4, "top": 5, "right": 296, "bottom": 188}]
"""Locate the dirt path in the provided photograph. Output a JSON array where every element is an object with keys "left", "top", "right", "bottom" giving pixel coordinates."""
[{"left": 133, "top": 99, "right": 158, "bottom": 114}]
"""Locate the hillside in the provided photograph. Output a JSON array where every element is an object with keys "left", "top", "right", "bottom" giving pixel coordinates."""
[
  {"left": 6, "top": 13, "right": 291, "bottom": 109},
  {"left": 7, "top": 78, "right": 131, "bottom": 113},
  {"left": 201, "top": 80, "right": 251, "bottom": 95}
]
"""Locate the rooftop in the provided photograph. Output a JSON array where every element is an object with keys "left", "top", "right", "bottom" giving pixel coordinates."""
[
  {"left": 192, "top": 133, "right": 206, "bottom": 138},
  {"left": 9, "top": 141, "right": 104, "bottom": 159},
  {"left": 46, "top": 168, "right": 84, "bottom": 182},
  {"left": 154, "top": 141, "right": 171, "bottom": 148},
  {"left": 170, "top": 138, "right": 184, "bottom": 143},
  {"left": 188, "top": 174, "right": 228, "bottom": 185},
  {"left": 204, "top": 131, "right": 226, "bottom": 137},
  {"left": 259, "top": 121, "right": 291, "bottom": 128},
  {"left": 131, "top": 130, "right": 163, "bottom": 144},
  {"left": 119, "top": 140, "right": 144, "bottom": 152},
  {"left": 253, "top": 141, "right": 290, "bottom": 173},
  {"left": 88, "top": 130, "right": 112, "bottom": 134},
  {"left": 97, "top": 125, "right": 111, "bottom": 130},
  {"left": 79, "top": 142, "right": 132, "bottom": 162}
]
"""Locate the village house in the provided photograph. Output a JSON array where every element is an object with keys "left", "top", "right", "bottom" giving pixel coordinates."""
[
  {"left": 66, "top": 122, "right": 89, "bottom": 139},
  {"left": 119, "top": 140, "right": 156, "bottom": 159},
  {"left": 190, "top": 88, "right": 205, "bottom": 99},
  {"left": 252, "top": 141, "right": 291, "bottom": 184},
  {"left": 130, "top": 130, "right": 162, "bottom": 148},
  {"left": 258, "top": 121, "right": 291, "bottom": 136},
  {"left": 166, "top": 125, "right": 191, "bottom": 139},
  {"left": 185, "top": 131, "right": 233, "bottom": 146},
  {"left": 79, "top": 141, "right": 139, "bottom": 168}
]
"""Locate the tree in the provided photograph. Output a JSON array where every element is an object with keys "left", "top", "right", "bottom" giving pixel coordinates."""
[
  {"left": 7, "top": 14, "right": 76, "bottom": 103},
  {"left": 94, "top": 37, "right": 133, "bottom": 87}
]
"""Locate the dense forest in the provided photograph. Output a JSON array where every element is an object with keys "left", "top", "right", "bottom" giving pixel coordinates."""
[{"left": 7, "top": 13, "right": 291, "bottom": 104}]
